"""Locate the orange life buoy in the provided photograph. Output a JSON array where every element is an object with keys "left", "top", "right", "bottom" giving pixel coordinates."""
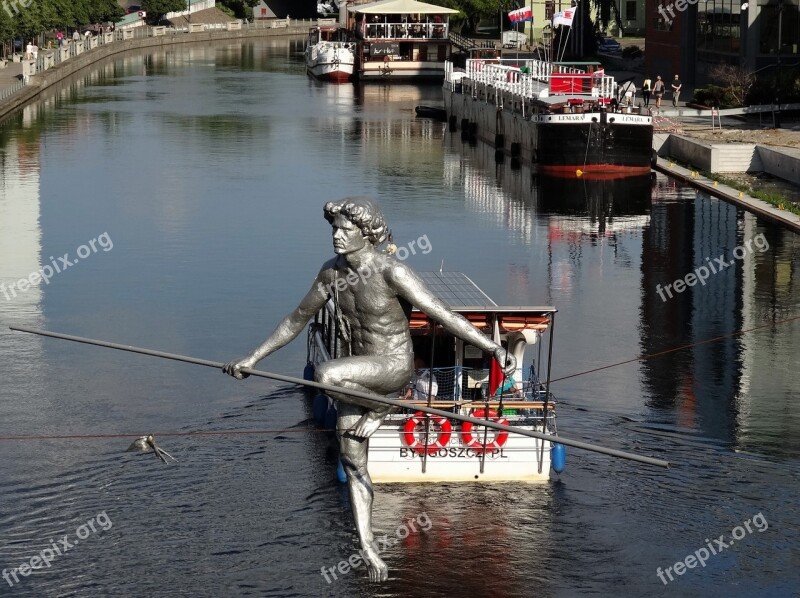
[
  {"left": 403, "top": 411, "right": 452, "bottom": 455},
  {"left": 461, "top": 409, "right": 509, "bottom": 452}
]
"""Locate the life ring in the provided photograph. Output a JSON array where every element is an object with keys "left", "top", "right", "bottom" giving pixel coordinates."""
[
  {"left": 461, "top": 409, "right": 509, "bottom": 452},
  {"left": 403, "top": 411, "right": 452, "bottom": 455}
]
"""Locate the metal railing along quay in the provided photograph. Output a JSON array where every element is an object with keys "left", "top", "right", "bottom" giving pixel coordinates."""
[{"left": 0, "top": 18, "right": 315, "bottom": 103}]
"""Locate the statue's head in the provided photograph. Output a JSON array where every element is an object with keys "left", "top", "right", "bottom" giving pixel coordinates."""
[{"left": 324, "top": 197, "right": 388, "bottom": 254}]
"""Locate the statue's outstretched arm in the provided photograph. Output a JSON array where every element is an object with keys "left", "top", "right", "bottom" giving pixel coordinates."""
[
  {"left": 223, "top": 268, "right": 332, "bottom": 378},
  {"left": 386, "top": 263, "right": 516, "bottom": 375}
]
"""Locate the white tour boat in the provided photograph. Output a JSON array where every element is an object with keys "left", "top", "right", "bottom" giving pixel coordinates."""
[
  {"left": 305, "top": 25, "right": 357, "bottom": 82},
  {"left": 306, "top": 271, "right": 563, "bottom": 483}
]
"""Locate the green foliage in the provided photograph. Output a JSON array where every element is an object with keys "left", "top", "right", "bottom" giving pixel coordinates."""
[
  {"left": 0, "top": 0, "right": 124, "bottom": 46},
  {"left": 691, "top": 84, "right": 736, "bottom": 108},
  {"left": 217, "top": 0, "right": 259, "bottom": 19},
  {"left": 437, "top": 0, "right": 516, "bottom": 34},
  {"left": 142, "top": 0, "right": 186, "bottom": 23}
]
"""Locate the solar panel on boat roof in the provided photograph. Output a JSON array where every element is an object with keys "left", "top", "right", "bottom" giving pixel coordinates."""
[{"left": 418, "top": 272, "right": 496, "bottom": 307}]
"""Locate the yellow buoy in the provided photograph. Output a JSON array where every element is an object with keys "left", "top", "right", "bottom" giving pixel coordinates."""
[
  {"left": 576, "top": 169, "right": 583, "bottom": 177},
  {"left": 713, "top": 181, "right": 718, "bottom": 186},
  {"left": 738, "top": 191, "right": 743, "bottom": 198}
]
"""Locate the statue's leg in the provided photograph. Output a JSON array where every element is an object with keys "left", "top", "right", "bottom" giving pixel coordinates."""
[
  {"left": 337, "top": 402, "right": 387, "bottom": 582},
  {"left": 314, "top": 353, "right": 413, "bottom": 439}
]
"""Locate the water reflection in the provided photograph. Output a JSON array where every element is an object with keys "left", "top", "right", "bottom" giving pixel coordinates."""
[{"left": 0, "top": 38, "right": 797, "bottom": 597}]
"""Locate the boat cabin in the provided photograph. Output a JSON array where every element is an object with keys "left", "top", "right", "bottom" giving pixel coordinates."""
[{"left": 347, "top": 0, "right": 459, "bottom": 79}]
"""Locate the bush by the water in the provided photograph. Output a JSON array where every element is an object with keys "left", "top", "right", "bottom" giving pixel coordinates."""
[
  {"left": 622, "top": 45, "right": 643, "bottom": 59},
  {"left": 691, "top": 85, "right": 735, "bottom": 108}
]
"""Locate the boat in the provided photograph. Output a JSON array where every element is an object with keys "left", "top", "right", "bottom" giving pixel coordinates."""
[
  {"left": 414, "top": 105, "right": 447, "bottom": 120},
  {"left": 346, "top": 0, "right": 459, "bottom": 81},
  {"left": 304, "top": 25, "right": 357, "bottom": 82},
  {"left": 443, "top": 55, "right": 655, "bottom": 177},
  {"left": 305, "top": 271, "right": 562, "bottom": 483}
]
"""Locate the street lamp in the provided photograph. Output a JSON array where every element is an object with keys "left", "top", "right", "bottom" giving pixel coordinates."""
[{"left": 188, "top": 0, "right": 191, "bottom": 24}]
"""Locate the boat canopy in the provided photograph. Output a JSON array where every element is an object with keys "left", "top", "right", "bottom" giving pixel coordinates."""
[
  {"left": 409, "top": 272, "right": 555, "bottom": 333},
  {"left": 409, "top": 309, "right": 555, "bottom": 332},
  {"left": 349, "top": 0, "right": 460, "bottom": 15}
]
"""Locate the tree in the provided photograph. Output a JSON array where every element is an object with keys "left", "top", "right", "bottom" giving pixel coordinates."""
[
  {"left": 216, "top": 0, "right": 259, "bottom": 20},
  {"left": 438, "top": 0, "right": 517, "bottom": 35},
  {"left": 142, "top": 0, "right": 187, "bottom": 24},
  {"left": 709, "top": 64, "right": 755, "bottom": 106},
  {"left": 592, "top": 0, "right": 622, "bottom": 34}
]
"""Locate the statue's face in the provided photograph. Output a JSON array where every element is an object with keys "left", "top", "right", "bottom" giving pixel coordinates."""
[{"left": 332, "top": 214, "right": 367, "bottom": 255}]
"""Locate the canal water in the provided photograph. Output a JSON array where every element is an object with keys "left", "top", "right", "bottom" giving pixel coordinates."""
[{"left": 0, "top": 39, "right": 797, "bottom": 597}]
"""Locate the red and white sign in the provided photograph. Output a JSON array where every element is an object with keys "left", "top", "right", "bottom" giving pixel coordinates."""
[{"left": 553, "top": 9, "right": 574, "bottom": 27}]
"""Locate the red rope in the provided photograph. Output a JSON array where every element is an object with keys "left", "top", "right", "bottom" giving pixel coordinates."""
[
  {"left": 0, "top": 428, "right": 335, "bottom": 441},
  {"left": 2, "top": 315, "right": 796, "bottom": 442}
]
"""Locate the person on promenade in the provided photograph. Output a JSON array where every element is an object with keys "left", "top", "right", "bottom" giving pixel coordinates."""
[
  {"left": 642, "top": 77, "right": 652, "bottom": 107},
  {"left": 619, "top": 80, "right": 636, "bottom": 106},
  {"left": 73, "top": 30, "right": 80, "bottom": 42},
  {"left": 25, "top": 42, "right": 32, "bottom": 60},
  {"left": 653, "top": 76, "right": 665, "bottom": 108},
  {"left": 31, "top": 43, "right": 38, "bottom": 62},
  {"left": 57, "top": 31, "right": 64, "bottom": 47},
  {"left": 223, "top": 197, "right": 514, "bottom": 582},
  {"left": 672, "top": 74, "right": 682, "bottom": 107},
  {"left": 404, "top": 356, "right": 438, "bottom": 400}
]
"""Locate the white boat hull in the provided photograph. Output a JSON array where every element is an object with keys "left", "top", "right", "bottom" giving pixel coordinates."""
[
  {"left": 368, "top": 417, "right": 552, "bottom": 483},
  {"left": 359, "top": 60, "right": 447, "bottom": 80},
  {"left": 305, "top": 44, "right": 355, "bottom": 82}
]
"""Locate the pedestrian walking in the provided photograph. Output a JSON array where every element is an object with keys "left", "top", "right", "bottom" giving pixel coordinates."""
[
  {"left": 672, "top": 74, "right": 682, "bottom": 107},
  {"left": 642, "top": 77, "right": 652, "bottom": 107},
  {"left": 57, "top": 31, "right": 64, "bottom": 47},
  {"left": 653, "top": 76, "right": 665, "bottom": 108}
]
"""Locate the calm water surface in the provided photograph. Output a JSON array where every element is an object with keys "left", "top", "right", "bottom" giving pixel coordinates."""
[{"left": 0, "top": 39, "right": 798, "bottom": 597}]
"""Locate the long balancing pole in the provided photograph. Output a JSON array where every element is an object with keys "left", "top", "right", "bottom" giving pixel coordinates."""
[{"left": 10, "top": 326, "right": 670, "bottom": 469}]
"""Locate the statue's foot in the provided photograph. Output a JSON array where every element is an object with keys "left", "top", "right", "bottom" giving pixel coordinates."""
[
  {"left": 362, "top": 545, "right": 388, "bottom": 582},
  {"left": 349, "top": 411, "right": 386, "bottom": 439}
]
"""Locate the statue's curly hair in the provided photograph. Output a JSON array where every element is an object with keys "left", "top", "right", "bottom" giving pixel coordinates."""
[{"left": 323, "top": 197, "right": 388, "bottom": 246}]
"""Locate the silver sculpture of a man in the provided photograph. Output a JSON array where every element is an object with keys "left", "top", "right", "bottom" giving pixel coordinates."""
[{"left": 224, "top": 197, "right": 514, "bottom": 581}]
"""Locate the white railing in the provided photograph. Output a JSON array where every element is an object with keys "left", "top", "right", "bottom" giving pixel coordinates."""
[
  {"left": 451, "top": 58, "right": 617, "bottom": 103},
  {"left": 363, "top": 21, "right": 448, "bottom": 40}
]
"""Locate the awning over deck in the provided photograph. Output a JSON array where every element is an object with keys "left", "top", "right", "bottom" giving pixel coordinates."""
[
  {"left": 410, "top": 272, "right": 556, "bottom": 332},
  {"left": 349, "top": 0, "right": 460, "bottom": 14}
]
